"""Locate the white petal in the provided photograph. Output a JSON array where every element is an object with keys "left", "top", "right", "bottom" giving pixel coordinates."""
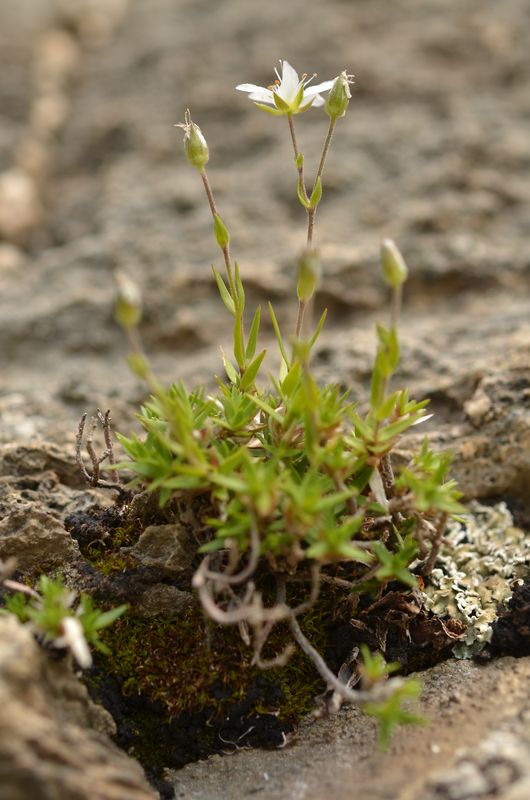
[
  {"left": 236, "top": 83, "right": 267, "bottom": 94},
  {"left": 248, "top": 89, "right": 275, "bottom": 104},
  {"left": 309, "top": 94, "right": 324, "bottom": 107},
  {"left": 278, "top": 60, "right": 301, "bottom": 103},
  {"left": 303, "top": 79, "right": 335, "bottom": 98}
]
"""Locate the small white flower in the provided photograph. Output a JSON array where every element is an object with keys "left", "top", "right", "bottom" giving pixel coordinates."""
[{"left": 236, "top": 60, "right": 335, "bottom": 115}]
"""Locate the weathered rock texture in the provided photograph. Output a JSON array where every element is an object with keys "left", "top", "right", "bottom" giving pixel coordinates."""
[
  {"left": 170, "top": 657, "right": 530, "bottom": 800},
  {"left": 0, "top": 615, "right": 156, "bottom": 800}
]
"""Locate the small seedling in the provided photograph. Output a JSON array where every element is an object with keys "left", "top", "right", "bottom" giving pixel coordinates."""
[{"left": 0, "top": 562, "right": 126, "bottom": 668}]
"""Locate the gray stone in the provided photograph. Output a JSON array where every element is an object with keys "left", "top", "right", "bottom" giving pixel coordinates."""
[
  {"left": 0, "top": 506, "right": 79, "bottom": 570},
  {"left": 130, "top": 523, "right": 195, "bottom": 576},
  {"left": 135, "top": 583, "right": 195, "bottom": 617},
  {"left": 0, "top": 615, "right": 156, "bottom": 800}
]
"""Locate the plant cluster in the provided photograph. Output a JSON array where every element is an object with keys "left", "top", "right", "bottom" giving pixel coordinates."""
[
  {"left": 0, "top": 559, "right": 126, "bottom": 668},
  {"left": 94, "top": 61, "right": 463, "bottom": 742}
]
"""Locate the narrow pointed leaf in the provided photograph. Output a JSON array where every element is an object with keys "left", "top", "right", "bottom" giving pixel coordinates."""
[
  {"left": 309, "top": 308, "right": 328, "bottom": 349},
  {"left": 212, "top": 266, "right": 235, "bottom": 315},
  {"left": 220, "top": 347, "right": 239, "bottom": 385},
  {"left": 297, "top": 177, "right": 310, "bottom": 209},
  {"left": 268, "top": 302, "right": 290, "bottom": 368},
  {"left": 233, "top": 313, "right": 246, "bottom": 369},
  {"left": 309, "top": 176, "right": 322, "bottom": 208},
  {"left": 239, "top": 349, "right": 267, "bottom": 390},
  {"left": 245, "top": 305, "right": 261, "bottom": 360},
  {"left": 234, "top": 261, "right": 245, "bottom": 311}
]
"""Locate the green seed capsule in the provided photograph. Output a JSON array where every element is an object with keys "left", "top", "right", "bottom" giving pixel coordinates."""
[
  {"left": 176, "top": 109, "right": 209, "bottom": 170},
  {"left": 325, "top": 71, "right": 353, "bottom": 120}
]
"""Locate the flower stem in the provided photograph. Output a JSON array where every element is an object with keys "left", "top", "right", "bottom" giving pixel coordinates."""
[
  {"left": 287, "top": 115, "right": 337, "bottom": 340},
  {"left": 200, "top": 168, "right": 237, "bottom": 300},
  {"left": 391, "top": 284, "right": 402, "bottom": 329},
  {"left": 307, "top": 117, "right": 337, "bottom": 246},
  {"left": 287, "top": 113, "right": 307, "bottom": 202},
  {"left": 295, "top": 299, "right": 307, "bottom": 339}
]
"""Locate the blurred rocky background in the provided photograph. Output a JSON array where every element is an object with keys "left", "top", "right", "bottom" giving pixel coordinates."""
[{"left": 1, "top": 1, "right": 530, "bottom": 798}]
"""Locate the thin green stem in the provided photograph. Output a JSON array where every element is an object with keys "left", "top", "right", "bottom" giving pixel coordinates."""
[
  {"left": 307, "top": 117, "right": 337, "bottom": 247},
  {"left": 200, "top": 168, "right": 237, "bottom": 300},
  {"left": 391, "top": 284, "right": 402, "bottom": 330},
  {"left": 287, "top": 113, "right": 307, "bottom": 202},
  {"left": 287, "top": 115, "right": 337, "bottom": 340},
  {"left": 295, "top": 299, "right": 307, "bottom": 339}
]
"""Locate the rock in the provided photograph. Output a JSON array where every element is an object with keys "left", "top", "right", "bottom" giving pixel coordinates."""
[
  {"left": 424, "top": 731, "right": 530, "bottom": 799},
  {"left": 0, "top": 506, "right": 79, "bottom": 570},
  {"left": 0, "top": 614, "right": 156, "bottom": 800},
  {"left": 130, "top": 523, "right": 195, "bottom": 577},
  {"left": 169, "top": 657, "right": 530, "bottom": 800},
  {"left": 135, "top": 583, "right": 195, "bottom": 617}
]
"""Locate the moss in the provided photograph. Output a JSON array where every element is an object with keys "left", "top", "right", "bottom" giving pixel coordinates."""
[{"left": 99, "top": 582, "right": 343, "bottom": 722}]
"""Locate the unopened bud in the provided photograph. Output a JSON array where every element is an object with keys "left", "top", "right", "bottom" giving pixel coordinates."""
[
  {"left": 176, "top": 109, "right": 209, "bottom": 170},
  {"left": 325, "top": 71, "right": 353, "bottom": 120},
  {"left": 115, "top": 271, "right": 142, "bottom": 329},
  {"left": 381, "top": 239, "right": 408, "bottom": 288},
  {"left": 296, "top": 249, "right": 321, "bottom": 302}
]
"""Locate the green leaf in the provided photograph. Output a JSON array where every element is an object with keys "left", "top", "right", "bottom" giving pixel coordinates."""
[
  {"left": 233, "top": 314, "right": 246, "bottom": 369},
  {"left": 220, "top": 348, "right": 239, "bottom": 385},
  {"left": 370, "top": 363, "right": 385, "bottom": 410},
  {"left": 212, "top": 266, "right": 235, "bottom": 316},
  {"left": 268, "top": 302, "right": 290, "bottom": 369},
  {"left": 89, "top": 604, "right": 128, "bottom": 630},
  {"left": 247, "top": 393, "right": 284, "bottom": 424},
  {"left": 309, "top": 308, "right": 328, "bottom": 349},
  {"left": 245, "top": 306, "right": 261, "bottom": 360},
  {"left": 297, "top": 177, "right": 310, "bottom": 209},
  {"left": 281, "top": 361, "right": 302, "bottom": 398},
  {"left": 211, "top": 473, "right": 248, "bottom": 492},
  {"left": 234, "top": 261, "right": 245, "bottom": 311},
  {"left": 239, "top": 350, "right": 267, "bottom": 390},
  {"left": 213, "top": 214, "right": 230, "bottom": 248},
  {"left": 364, "top": 680, "right": 424, "bottom": 751},
  {"left": 374, "top": 391, "right": 399, "bottom": 422},
  {"left": 308, "top": 176, "right": 322, "bottom": 209}
]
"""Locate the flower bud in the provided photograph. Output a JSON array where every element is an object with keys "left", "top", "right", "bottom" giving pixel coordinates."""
[
  {"left": 176, "top": 109, "right": 209, "bottom": 170},
  {"left": 296, "top": 249, "right": 321, "bottom": 302},
  {"left": 325, "top": 71, "right": 353, "bottom": 120},
  {"left": 114, "top": 271, "right": 142, "bottom": 329},
  {"left": 381, "top": 239, "right": 408, "bottom": 288}
]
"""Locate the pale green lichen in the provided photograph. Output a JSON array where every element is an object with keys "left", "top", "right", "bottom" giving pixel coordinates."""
[{"left": 424, "top": 501, "right": 530, "bottom": 657}]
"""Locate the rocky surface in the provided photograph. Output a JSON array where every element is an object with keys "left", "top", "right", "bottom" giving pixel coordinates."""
[
  {"left": 170, "top": 657, "right": 530, "bottom": 800},
  {"left": 0, "top": 614, "right": 156, "bottom": 800},
  {"left": 1, "top": 0, "right": 530, "bottom": 797}
]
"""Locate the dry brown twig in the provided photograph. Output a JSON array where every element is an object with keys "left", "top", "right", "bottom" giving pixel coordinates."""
[{"left": 76, "top": 408, "right": 122, "bottom": 490}]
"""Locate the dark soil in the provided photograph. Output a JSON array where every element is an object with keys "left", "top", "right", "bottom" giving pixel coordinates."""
[{"left": 488, "top": 578, "right": 530, "bottom": 659}]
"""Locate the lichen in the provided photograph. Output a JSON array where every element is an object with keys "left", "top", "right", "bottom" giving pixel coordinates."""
[{"left": 424, "top": 501, "right": 530, "bottom": 657}]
